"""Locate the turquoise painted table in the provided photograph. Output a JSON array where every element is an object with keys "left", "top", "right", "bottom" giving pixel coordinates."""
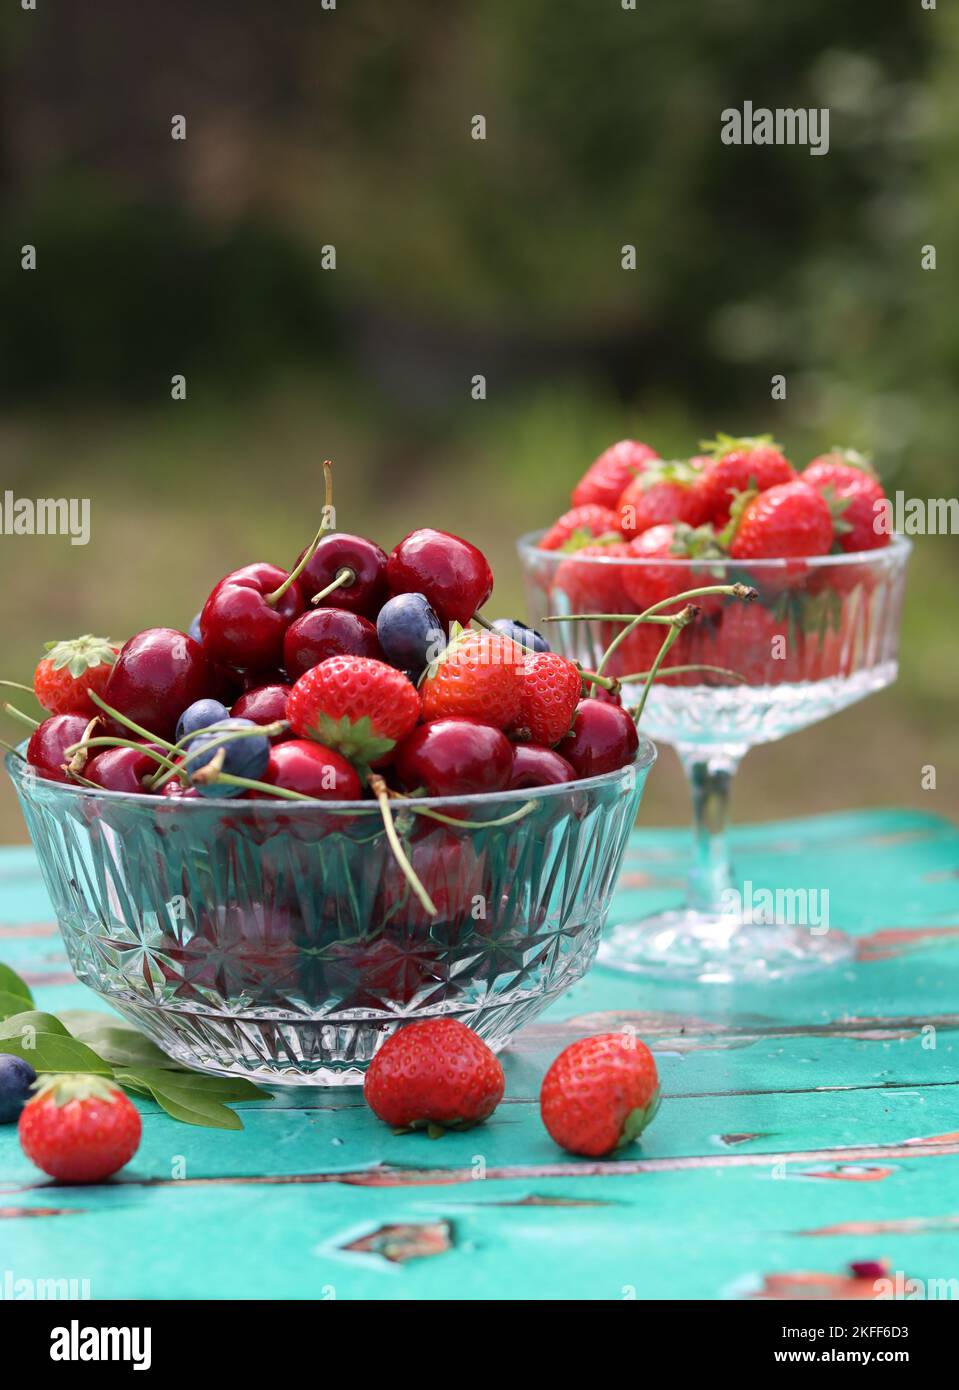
[{"left": 2, "top": 808, "right": 958, "bottom": 1301}]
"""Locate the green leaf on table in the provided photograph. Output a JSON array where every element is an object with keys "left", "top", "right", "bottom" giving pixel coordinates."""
[
  {"left": 0, "top": 1010, "right": 70, "bottom": 1040},
  {"left": 0, "top": 1028, "right": 113, "bottom": 1075},
  {"left": 0, "top": 962, "right": 33, "bottom": 1005},
  {"left": 59, "top": 1011, "right": 179, "bottom": 1070},
  {"left": 114, "top": 1069, "right": 250, "bottom": 1130},
  {"left": 116, "top": 1066, "right": 271, "bottom": 1103}
]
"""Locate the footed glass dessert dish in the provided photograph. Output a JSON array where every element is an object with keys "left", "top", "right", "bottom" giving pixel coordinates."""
[
  {"left": 7, "top": 740, "right": 655, "bottom": 1085},
  {"left": 519, "top": 532, "right": 911, "bottom": 982}
]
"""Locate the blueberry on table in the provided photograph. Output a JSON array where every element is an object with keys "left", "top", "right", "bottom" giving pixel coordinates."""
[
  {"left": 0, "top": 1055, "right": 37, "bottom": 1125},
  {"left": 175, "top": 698, "right": 230, "bottom": 743},
  {"left": 376, "top": 593, "right": 446, "bottom": 677},
  {"left": 184, "top": 717, "right": 271, "bottom": 796},
  {"left": 490, "top": 618, "right": 551, "bottom": 653}
]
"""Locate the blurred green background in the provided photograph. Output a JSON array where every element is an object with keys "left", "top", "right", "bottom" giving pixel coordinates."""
[{"left": 0, "top": 0, "right": 956, "bottom": 840}]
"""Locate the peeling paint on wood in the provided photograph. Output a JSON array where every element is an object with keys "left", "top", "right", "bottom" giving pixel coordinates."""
[{"left": 341, "top": 1221, "right": 452, "bottom": 1263}]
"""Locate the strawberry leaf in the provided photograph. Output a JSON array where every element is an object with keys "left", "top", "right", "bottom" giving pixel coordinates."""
[{"left": 305, "top": 712, "right": 396, "bottom": 765}]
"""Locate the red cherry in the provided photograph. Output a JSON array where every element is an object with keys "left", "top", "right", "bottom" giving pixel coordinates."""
[
  {"left": 251, "top": 738, "right": 361, "bottom": 800},
  {"left": 508, "top": 744, "right": 577, "bottom": 789},
  {"left": 387, "top": 529, "right": 493, "bottom": 628},
  {"left": 555, "top": 699, "right": 638, "bottom": 777},
  {"left": 589, "top": 684, "right": 623, "bottom": 707},
  {"left": 85, "top": 743, "right": 164, "bottom": 794},
  {"left": 296, "top": 533, "right": 389, "bottom": 617},
  {"left": 283, "top": 608, "right": 382, "bottom": 679},
  {"left": 26, "top": 713, "right": 90, "bottom": 783},
  {"left": 393, "top": 717, "right": 512, "bottom": 797},
  {"left": 231, "top": 684, "right": 293, "bottom": 741},
  {"left": 102, "top": 629, "right": 223, "bottom": 743},
  {"left": 200, "top": 563, "right": 304, "bottom": 672}
]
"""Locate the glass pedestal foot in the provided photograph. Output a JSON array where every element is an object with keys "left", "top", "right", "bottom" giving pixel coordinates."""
[{"left": 598, "top": 909, "right": 854, "bottom": 983}]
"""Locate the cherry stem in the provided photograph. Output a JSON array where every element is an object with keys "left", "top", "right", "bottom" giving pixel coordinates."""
[
  {"left": 369, "top": 773, "right": 438, "bottom": 917},
  {"left": 211, "top": 772, "right": 314, "bottom": 801},
  {"left": 0, "top": 736, "right": 25, "bottom": 760},
  {"left": 64, "top": 735, "right": 185, "bottom": 781},
  {"left": 65, "top": 716, "right": 101, "bottom": 774},
  {"left": 587, "top": 584, "right": 757, "bottom": 679},
  {"left": 149, "top": 721, "right": 288, "bottom": 791},
  {"left": 310, "top": 567, "right": 354, "bottom": 607},
  {"left": 389, "top": 795, "right": 539, "bottom": 830},
  {"left": 618, "top": 663, "right": 747, "bottom": 686},
  {"left": 632, "top": 621, "right": 691, "bottom": 725},
  {"left": 0, "top": 680, "right": 35, "bottom": 696},
  {"left": 2, "top": 703, "right": 40, "bottom": 730},
  {"left": 266, "top": 459, "right": 336, "bottom": 606},
  {"left": 578, "top": 667, "right": 619, "bottom": 693},
  {"left": 87, "top": 691, "right": 177, "bottom": 751}
]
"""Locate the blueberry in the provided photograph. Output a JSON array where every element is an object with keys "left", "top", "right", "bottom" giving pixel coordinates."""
[
  {"left": 376, "top": 592, "right": 446, "bottom": 678},
  {"left": 0, "top": 1055, "right": 36, "bottom": 1125},
  {"left": 491, "top": 618, "right": 550, "bottom": 653},
  {"left": 176, "top": 698, "right": 230, "bottom": 744},
  {"left": 188, "top": 612, "right": 203, "bottom": 644},
  {"left": 185, "top": 717, "right": 270, "bottom": 797}
]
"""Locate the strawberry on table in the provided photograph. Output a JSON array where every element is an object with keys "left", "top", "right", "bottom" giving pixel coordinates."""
[
  {"left": 540, "top": 1032, "right": 660, "bottom": 1157},
  {"left": 33, "top": 635, "right": 119, "bottom": 716},
  {"left": 616, "top": 461, "right": 708, "bottom": 538},
  {"left": 572, "top": 439, "right": 659, "bottom": 509},
  {"left": 364, "top": 1018, "right": 505, "bottom": 1133},
  {"left": 695, "top": 434, "right": 795, "bottom": 527},
  {"left": 513, "top": 650, "right": 582, "bottom": 747},
  {"left": 802, "top": 448, "right": 889, "bottom": 553},
  {"left": 287, "top": 655, "right": 420, "bottom": 766},
  {"left": 418, "top": 627, "right": 522, "bottom": 730},
  {"left": 18, "top": 1075, "right": 141, "bottom": 1183},
  {"left": 539, "top": 504, "right": 622, "bottom": 551}
]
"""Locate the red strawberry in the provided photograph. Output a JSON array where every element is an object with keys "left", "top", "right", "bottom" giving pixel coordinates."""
[
  {"left": 18, "top": 1075, "right": 141, "bottom": 1183},
  {"left": 727, "top": 480, "right": 834, "bottom": 560},
  {"left": 571, "top": 439, "right": 659, "bottom": 509},
  {"left": 287, "top": 655, "right": 419, "bottom": 766},
  {"left": 621, "top": 522, "right": 723, "bottom": 613},
  {"left": 695, "top": 434, "right": 795, "bottom": 526},
  {"left": 617, "top": 461, "right": 708, "bottom": 538},
  {"left": 419, "top": 628, "right": 522, "bottom": 730},
  {"left": 709, "top": 602, "right": 788, "bottom": 684},
  {"left": 364, "top": 1018, "right": 505, "bottom": 1133},
  {"left": 32, "top": 635, "right": 119, "bottom": 716},
  {"left": 803, "top": 449, "right": 889, "bottom": 553},
  {"left": 539, "top": 504, "right": 622, "bottom": 552},
  {"left": 553, "top": 541, "right": 633, "bottom": 612},
  {"left": 513, "top": 651, "right": 582, "bottom": 746},
  {"left": 539, "top": 1032, "right": 660, "bottom": 1157}
]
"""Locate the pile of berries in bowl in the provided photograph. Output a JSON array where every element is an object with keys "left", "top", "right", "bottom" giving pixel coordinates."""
[
  {"left": 4, "top": 466, "right": 667, "bottom": 1085},
  {"left": 520, "top": 435, "right": 910, "bottom": 747}
]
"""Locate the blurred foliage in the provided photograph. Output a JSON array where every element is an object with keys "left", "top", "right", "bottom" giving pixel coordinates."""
[{"left": 0, "top": 0, "right": 955, "bottom": 838}]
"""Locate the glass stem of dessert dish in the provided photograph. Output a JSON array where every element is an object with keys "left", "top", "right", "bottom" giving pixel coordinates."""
[{"left": 519, "top": 531, "right": 912, "bottom": 983}]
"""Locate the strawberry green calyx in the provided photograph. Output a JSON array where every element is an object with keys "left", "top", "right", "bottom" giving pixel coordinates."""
[
  {"left": 616, "top": 1088, "right": 661, "bottom": 1149},
  {"left": 716, "top": 487, "right": 758, "bottom": 551},
  {"left": 42, "top": 635, "right": 116, "bottom": 679},
  {"left": 816, "top": 446, "right": 877, "bottom": 477},
  {"left": 31, "top": 1073, "right": 125, "bottom": 1107},
  {"left": 817, "top": 484, "right": 853, "bottom": 535},
  {"left": 635, "top": 458, "right": 701, "bottom": 491},
  {"left": 668, "top": 522, "right": 725, "bottom": 560},
  {"left": 305, "top": 712, "right": 396, "bottom": 766},
  {"left": 700, "top": 432, "right": 782, "bottom": 457},
  {"left": 558, "top": 528, "right": 624, "bottom": 553}
]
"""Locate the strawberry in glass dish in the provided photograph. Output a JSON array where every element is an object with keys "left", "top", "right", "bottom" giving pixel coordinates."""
[
  {"left": 802, "top": 448, "right": 889, "bottom": 553},
  {"left": 617, "top": 461, "right": 709, "bottom": 538},
  {"left": 571, "top": 439, "right": 659, "bottom": 509},
  {"left": 693, "top": 434, "right": 795, "bottom": 527},
  {"left": 538, "top": 504, "right": 623, "bottom": 551}
]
